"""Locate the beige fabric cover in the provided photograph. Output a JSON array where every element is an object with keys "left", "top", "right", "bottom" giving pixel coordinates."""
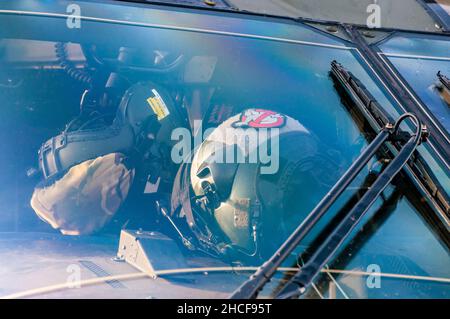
[{"left": 31, "top": 153, "right": 134, "bottom": 235}]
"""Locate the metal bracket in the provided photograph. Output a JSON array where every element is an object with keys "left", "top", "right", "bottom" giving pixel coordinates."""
[{"left": 116, "top": 229, "right": 188, "bottom": 278}]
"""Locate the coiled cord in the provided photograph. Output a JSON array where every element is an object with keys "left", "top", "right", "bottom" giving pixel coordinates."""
[{"left": 55, "top": 42, "right": 93, "bottom": 86}]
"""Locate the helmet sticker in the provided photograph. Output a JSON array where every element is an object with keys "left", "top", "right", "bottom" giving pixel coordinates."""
[
  {"left": 232, "top": 109, "right": 286, "bottom": 128},
  {"left": 147, "top": 89, "right": 171, "bottom": 121}
]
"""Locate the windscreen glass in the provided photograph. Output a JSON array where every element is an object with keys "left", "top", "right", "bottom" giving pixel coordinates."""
[{"left": 0, "top": 1, "right": 448, "bottom": 298}]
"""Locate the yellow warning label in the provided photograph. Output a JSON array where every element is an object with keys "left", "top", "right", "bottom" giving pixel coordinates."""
[{"left": 147, "top": 89, "right": 170, "bottom": 120}]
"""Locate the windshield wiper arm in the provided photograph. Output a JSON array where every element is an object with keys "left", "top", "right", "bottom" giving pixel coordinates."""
[
  {"left": 230, "top": 124, "right": 392, "bottom": 299},
  {"left": 276, "top": 114, "right": 424, "bottom": 299},
  {"left": 230, "top": 113, "right": 426, "bottom": 299},
  {"left": 230, "top": 61, "right": 429, "bottom": 300}
]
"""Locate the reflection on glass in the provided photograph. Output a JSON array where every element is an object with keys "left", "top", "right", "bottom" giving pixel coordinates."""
[{"left": 0, "top": 5, "right": 448, "bottom": 299}]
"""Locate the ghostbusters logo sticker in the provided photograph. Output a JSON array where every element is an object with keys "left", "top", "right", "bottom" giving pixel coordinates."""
[{"left": 233, "top": 109, "right": 286, "bottom": 129}]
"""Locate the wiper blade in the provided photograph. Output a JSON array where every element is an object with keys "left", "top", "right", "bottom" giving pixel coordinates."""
[
  {"left": 437, "top": 71, "right": 450, "bottom": 92},
  {"left": 437, "top": 71, "right": 450, "bottom": 106},
  {"left": 276, "top": 114, "right": 424, "bottom": 299},
  {"left": 332, "top": 61, "right": 449, "bottom": 221},
  {"left": 331, "top": 60, "right": 393, "bottom": 127}
]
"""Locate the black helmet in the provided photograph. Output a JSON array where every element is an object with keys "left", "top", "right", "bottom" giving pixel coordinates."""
[
  {"left": 171, "top": 109, "right": 341, "bottom": 262},
  {"left": 37, "top": 81, "right": 185, "bottom": 180}
]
